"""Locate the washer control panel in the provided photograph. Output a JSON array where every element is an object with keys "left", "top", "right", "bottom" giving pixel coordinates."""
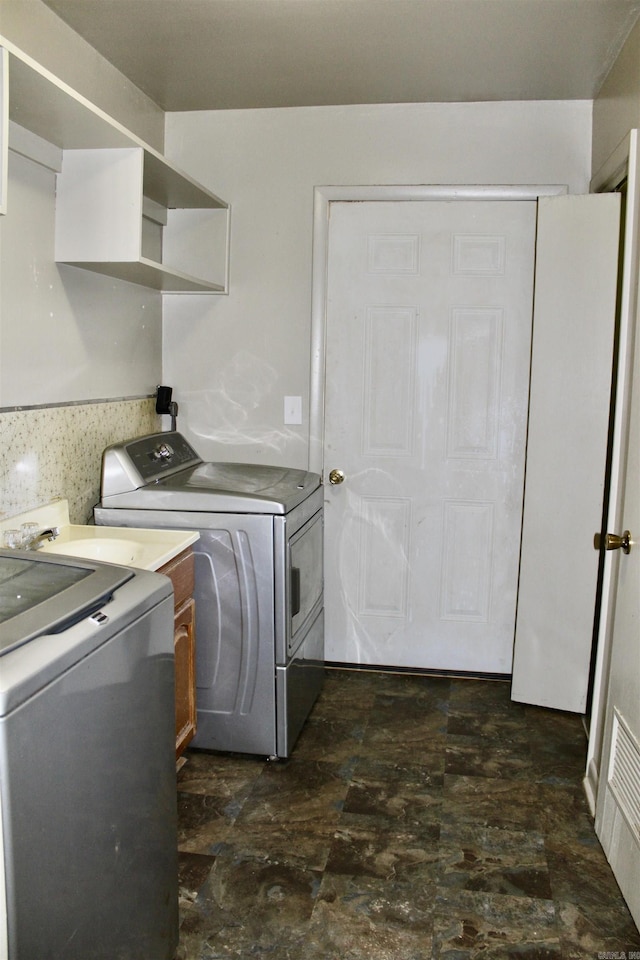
[
  {"left": 101, "top": 432, "right": 202, "bottom": 496},
  {"left": 131, "top": 434, "right": 200, "bottom": 480}
]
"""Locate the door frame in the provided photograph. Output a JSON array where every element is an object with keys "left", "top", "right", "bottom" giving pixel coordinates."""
[{"left": 309, "top": 184, "right": 566, "bottom": 474}]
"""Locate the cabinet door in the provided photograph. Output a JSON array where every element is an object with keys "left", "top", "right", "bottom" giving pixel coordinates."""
[{"left": 174, "top": 597, "right": 196, "bottom": 759}]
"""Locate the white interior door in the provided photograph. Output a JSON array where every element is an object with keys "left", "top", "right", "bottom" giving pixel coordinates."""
[
  {"left": 594, "top": 136, "right": 640, "bottom": 930},
  {"left": 594, "top": 287, "right": 640, "bottom": 929},
  {"left": 323, "top": 199, "right": 536, "bottom": 672},
  {"left": 511, "top": 194, "right": 620, "bottom": 712}
]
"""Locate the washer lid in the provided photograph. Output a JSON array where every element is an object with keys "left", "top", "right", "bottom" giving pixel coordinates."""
[
  {"left": 103, "top": 461, "right": 321, "bottom": 514},
  {"left": 0, "top": 551, "right": 132, "bottom": 655}
]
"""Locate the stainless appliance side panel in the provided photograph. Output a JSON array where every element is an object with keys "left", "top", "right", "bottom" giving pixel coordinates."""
[
  {"left": 190, "top": 520, "right": 277, "bottom": 756},
  {"left": 0, "top": 593, "right": 178, "bottom": 960},
  {"left": 95, "top": 507, "right": 278, "bottom": 756},
  {"left": 0, "top": 568, "right": 171, "bottom": 717},
  {"left": 276, "top": 609, "right": 325, "bottom": 758}
]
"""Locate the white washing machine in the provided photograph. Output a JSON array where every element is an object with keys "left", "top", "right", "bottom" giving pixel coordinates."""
[{"left": 95, "top": 431, "right": 324, "bottom": 758}]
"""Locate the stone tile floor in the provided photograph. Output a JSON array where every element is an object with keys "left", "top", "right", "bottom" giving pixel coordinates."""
[{"left": 175, "top": 669, "right": 640, "bottom": 959}]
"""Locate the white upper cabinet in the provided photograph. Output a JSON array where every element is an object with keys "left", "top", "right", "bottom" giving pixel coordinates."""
[
  {"left": 54, "top": 147, "right": 229, "bottom": 292},
  {"left": 1, "top": 45, "right": 230, "bottom": 292}
]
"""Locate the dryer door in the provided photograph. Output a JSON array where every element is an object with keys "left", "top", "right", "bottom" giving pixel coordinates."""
[{"left": 288, "top": 511, "right": 324, "bottom": 655}]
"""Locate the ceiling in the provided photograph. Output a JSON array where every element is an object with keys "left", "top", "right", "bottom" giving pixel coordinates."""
[{"left": 42, "top": 0, "right": 640, "bottom": 112}]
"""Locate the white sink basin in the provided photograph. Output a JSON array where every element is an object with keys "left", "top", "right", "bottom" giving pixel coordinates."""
[
  {"left": 40, "top": 537, "right": 148, "bottom": 567},
  {"left": 35, "top": 523, "right": 198, "bottom": 571},
  {"left": 1, "top": 501, "right": 199, "bottom": 571}
]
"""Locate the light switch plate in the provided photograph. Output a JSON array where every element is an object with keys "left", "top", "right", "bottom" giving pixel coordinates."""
[{"left": 284, "top": 396, "right": 302, "bottom": 425}]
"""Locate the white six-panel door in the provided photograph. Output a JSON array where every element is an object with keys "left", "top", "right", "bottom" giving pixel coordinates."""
[{"left": 323, "top": 200, "right": 536, "bottom": 672}]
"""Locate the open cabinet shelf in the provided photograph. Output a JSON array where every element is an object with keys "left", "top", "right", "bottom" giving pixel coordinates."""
[
  {"left": 1, "top": 42, "right": 230, "bottom": 292},
  {"left": 60, "top": 258, "right": 226, "bottom": 293}
]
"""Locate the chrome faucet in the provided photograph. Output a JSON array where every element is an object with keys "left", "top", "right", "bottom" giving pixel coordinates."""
[{"left": 27, "top": 527, "right": 60, "bottom": 549}]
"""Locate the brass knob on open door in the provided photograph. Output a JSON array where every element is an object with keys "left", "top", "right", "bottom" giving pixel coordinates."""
[
  {"left": 593, "top": 530, "right": 632, "bottom": 554},
  {"left": 329, "top": 469, "right": 345, "bottom": 485}
]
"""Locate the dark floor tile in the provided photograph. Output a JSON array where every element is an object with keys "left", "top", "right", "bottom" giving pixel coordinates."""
[
  {"left": 325, "top": 811, "right": 441, "bottom": 881},
  {"left": 362, "top": 696, "right": 448, "bottom": 760},
  {"left": 524, "top": 704, "right": 587, "bottom": 747},
  {"left": 533, "top": 784, "right": 597, "bottom": 840},
  {"left": 177, "top": 748, "right": 264, "bottom": 804},
  {"left": 176, "top": 670, "right": 640, "bottom": 958},
  {"left": 317, "top": 668, "right": 382, "bottom": 708},
  {"left": 448, "top": 678, "right": 520, "bottom": 715},
  {"left": 439, "top": 823, "right": 552, "bottom": 899},
  {"left": 555, "top": 899, "right": 640, "bottom": 959},
  {"left": 433, "top": 888, "right": 561, "bottom": 958},
  {"left": 220, "top": 820, "right": 336, "bottom": 873},
  {"left": 441, "top": 774, "right": 542, "bottom": 832},
  {"left": 546, "top": 836, "right": 640, "bottom": 944},
  {"left": 178, "top": 851, "right": 216, "bottom": 904},
  {"left": 445, "top": 734, "right": 534, "bottom": 780},
  {"left": 357, "top": 736, "right": 447, "bottom": 769},
  {"left": 370, "top": 672, "right": 451, "bottom": 701},
  {"left": 177, "top": 791, "right": 237, "bottom": 854},
  {"left": 371, "top": 687, "right": 450, "bottom": 720},
  {"left": 235, "top": 758, "right": 350, "bottom": 826},
  {"left": 442, "top": 774, "right": 594, "bottom": 838},
  {"left": 447, "top": 710, "right": 531, "bottom": 742},
  {"left": 307, "top": 872, "right": 434, "bottom": 959},
  {"left": 176, "top": 898, "right": 228, "bottom": 960},
  {"left": 528, "top": 739, "right": 588, "bottom": 786},
  {"left": 293, "top": 716, "right": 366, "bottom": 763},
  {"left": 323, "top": 668, "right": 449, "bottom": 698},
  {"left": 177, "top": 879, "right": 316, "bottom": 959},
  {"left": 316, "top": 870, "right": 436, "bottom": 925},
  {"left": 355, "top": 753, "right": 445, "bottom": 782},
  {"left": 343, "top": 762, "right": 443, "bottom": 824},
  {"left": 197, "top": 847, "right": 322, "bottom": 940}
]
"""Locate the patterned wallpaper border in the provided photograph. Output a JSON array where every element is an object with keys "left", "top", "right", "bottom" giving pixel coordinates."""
[{"left": 0, "top": 398, "right": 162, "bottom": 524}]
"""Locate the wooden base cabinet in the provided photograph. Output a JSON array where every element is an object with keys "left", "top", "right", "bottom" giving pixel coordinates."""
[
  {"left": 174, "top": 597, "right": 196, "bottom": 758},
  {"left": 159, "top": 549, "right": 197, "bottom": 759}
]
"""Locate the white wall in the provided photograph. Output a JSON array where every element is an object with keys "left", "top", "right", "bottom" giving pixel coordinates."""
[
  {"left": 164, "top": 99, "right": 592, "bottom": 467},
  {"left": 0, "top": 143, "right": 162, "bottom": 406},
  {"left": 0, "top": 4, "right": 166, "bottom": 409},
  {"left": 592, "top": 16, "right": 640, "bottom": 179},
  {"left": 0, "top": 2, "right": 165, "bottom": 409},
  {"left": 0, "top": 5, "right": 164, "bottom": 520}
]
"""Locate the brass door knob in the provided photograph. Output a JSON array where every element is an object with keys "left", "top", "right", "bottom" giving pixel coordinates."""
[
  {"left": 328, "top": 468, "right": 345, "bottom": 485},
  {"left": 594, "top": 530, "right": 632, "bottom": 554}
]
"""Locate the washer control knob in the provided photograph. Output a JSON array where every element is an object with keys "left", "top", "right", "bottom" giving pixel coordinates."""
[{"left": 151, "top": 442, "right": 174, "bottom": 462}]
